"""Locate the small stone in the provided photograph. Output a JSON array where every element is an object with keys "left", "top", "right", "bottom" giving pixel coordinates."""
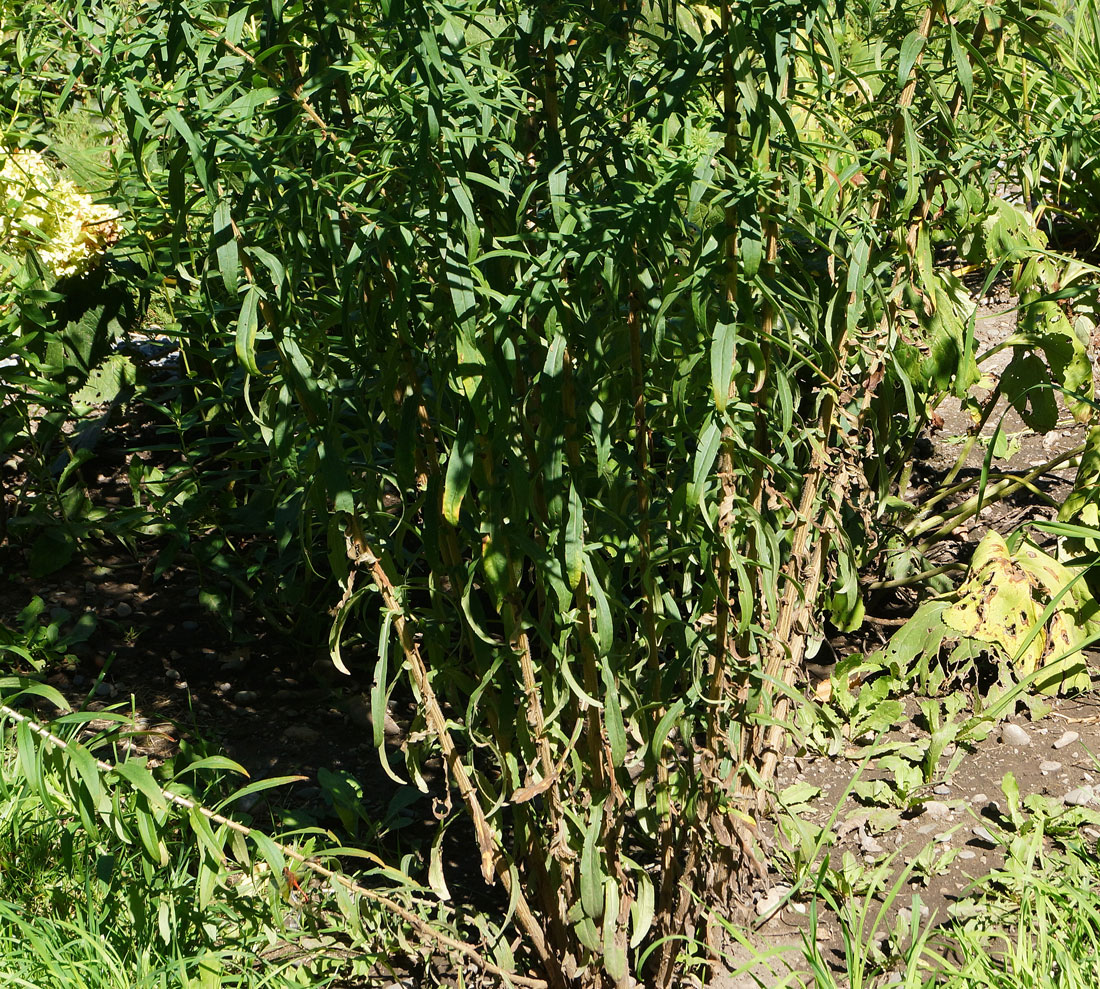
[
  {"left": 115, "top": 602, "right": 133, "bottom": 618},
  {"left": 922, "top": 800, "right": 951, "bottom": 821},
  {"left": 94, "top": 682, "right": 115, "bottom": 698},
  {"left": 164, "top": 668, "right": 179, "bottom": 681},
  {"left": 233, "top": 690, "right": 258, "bottom": 705},
  {"left": 216, "top": 682, "right": 232, "bottom": 694},
  {"left": 972, "top": 793, "right": 988, "bottom": 804},
  {"left": 756, "top": 884, "right": 791, "bottom": 920},
  {"left": 286, "top": 725, "right": 320, "bottom": 745},
  {"left": 1065, "top": 786, "right": 1096, "bottom": 807},
  {"left": 1040, "top": 761, "right": 1062, "bottom": 774},
  {"left": 1001, "top": 723, "right": 1031, "bottom": 747},
  {"left": 934, "top": 832, "right": 952, "bottom": 844},
  {"left": 934, "top": 783, "right": 951, "bottom": 795},
  {"left": 958, "top": 850, "right": 976, "bottom": 860},
  {"left": 972, "top": 825, "right": 997, "bottom": 845},
  {"left": 860, "top": 832, "right": 885, "bottom": 856},
  {"left": 1054, "top": 731, "right": 1080, "bottom": 750}
]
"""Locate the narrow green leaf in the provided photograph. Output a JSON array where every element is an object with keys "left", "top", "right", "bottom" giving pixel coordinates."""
[
  {"left": 214, "top": 201, "right": 238, "bottom": 295},
  {"left": 653, "top": 699, "right": 686, "bottom": 758},
  {"left": 710, "top": 321, "right": 737, "bottom": 412},
  {"left": 235, "top": 285, "right": 261, "bottom": 375},
  {"left": 67, "top": 742, "right": 105, "bottom": 812},
  {"left": 630, "top": 871, "right": 655, "bottom": 948},
  {"left": 580, "top": 808, "right": 604, "bottom": 920},
  {"left": 950, "top": 26, "right": 973, "bottom": 101},
  {"left": 173, "top": 755, "right": 249, "bottom": 778},
  {"left": 442, "top": 422, "right": 476, "bottom": 526},
  {"left": 897, "top": 30, "right": 926, "bottom": 87},
  {"left": 114, "top": 758, "right": 168, "bottom": 814},
  {"left": 602, "top": 878, "right": 628, "bottom": 981},
  {"left": 691, "top": 419, "right": 722, "bottom": 511},
  {"left": 135, "top": 801, "right": 170, "bottom": 867},
  {"left": 600, "top": 658, "right": 627, "bottom": 768},
  {"left": 250, "top": 830, "right": 286, "bottom": 877},
  {"left": 565, "top": 481, "right": 584, "bottom": 590}
]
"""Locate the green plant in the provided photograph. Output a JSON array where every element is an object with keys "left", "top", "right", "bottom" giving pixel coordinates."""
[{"left": 4, "top": 0, "right": 1100, "bottom": 985}]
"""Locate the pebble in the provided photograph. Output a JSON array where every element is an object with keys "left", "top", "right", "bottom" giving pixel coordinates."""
[
  {"left": 922, "top": 800, "right": 951, "bottom": 821},
  {"left": 286, "top": 725, "right": 320, "bottom": 745},
  {"left": 972, "top": 825, "right": 997, "bottom": 845},
  {"left": 933, "top": 783, "right": 951, "bottom": 795},
  {"left": 1054, "top": 730, "right": 1080, "bottom": 750},
  {"left": 1040, "top": 761, "right": 1062, "bottom": 774},
  {"left": 958, "top": 850, "right": 977, "bottom": 860},
  {"left": 115, "top": 602, "right": 133, "bottom": 618},
  {"left": 216, "top": 682, "right": 232, "bottom": 694},
  {"left": 164, "top": 668, "right": 179, "bottom": 680},
  {"left": 1001, "top": 723, "right": 1031, "bottom": 747},
  {"left": 860, "top": 832, "right": 885, "bottom": 856},
  {"left": 94, "top": 682, "right": 115, "bottom": 698},
  {"left": 972, "top": 793, "right": 988, "bottom": 804},
  {"left": 1065, "top": 786, "right": 1096, "bottom": 807},
  {"left": 233, "top": 690, "right": 258, "bottom": 705},
  {"left": 755, "top": 884, "right": 791, "bottom": 920}
]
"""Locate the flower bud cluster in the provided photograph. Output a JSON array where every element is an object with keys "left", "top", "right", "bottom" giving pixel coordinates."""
[{"left": 1, "top": 147, "right": 119, "bottom": 279}]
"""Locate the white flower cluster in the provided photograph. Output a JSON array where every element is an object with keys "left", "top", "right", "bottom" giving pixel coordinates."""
[{"left": 1, "top": 147, "right": 119, "bottom": 279}]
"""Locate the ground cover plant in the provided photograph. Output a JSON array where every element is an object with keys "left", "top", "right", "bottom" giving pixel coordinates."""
[{"left": 6, "top": 0, "right": 1100, "bottom": 986}]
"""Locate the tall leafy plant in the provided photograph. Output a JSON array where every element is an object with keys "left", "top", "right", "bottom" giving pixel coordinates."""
[{"left": 2, "top": 0, "right": 1085, "bottom": 984}]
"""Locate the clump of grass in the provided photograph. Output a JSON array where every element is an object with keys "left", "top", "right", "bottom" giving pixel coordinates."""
[{"left": 0, "top": 708, "right": 385, "bottom": 989}]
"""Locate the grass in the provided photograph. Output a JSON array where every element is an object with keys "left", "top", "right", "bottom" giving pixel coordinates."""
[{"left": 0, "top": 710, "right": 378, "bottom": 989}]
